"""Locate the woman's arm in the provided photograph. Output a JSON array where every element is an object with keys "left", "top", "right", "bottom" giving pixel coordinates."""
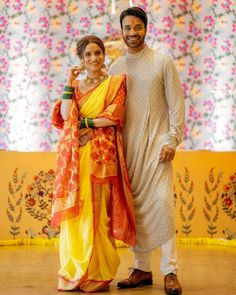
[
  {"left": 61, "top": 99, "right": 73, "bottom": 121},
  {"left": 92, "top": 117, "right": 116, "bottom": 127},
  {"left": 61, "top": 66, "right": 83, "bottom": 120}
]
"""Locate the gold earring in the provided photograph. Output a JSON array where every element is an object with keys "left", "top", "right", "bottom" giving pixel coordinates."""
[{"left": 79, "top": 63, "right": 85, "bottom": 72}]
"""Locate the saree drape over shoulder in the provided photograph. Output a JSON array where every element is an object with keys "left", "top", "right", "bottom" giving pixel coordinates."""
[{"left": 51, "top": 75, "right": 135, "bottom": 292}]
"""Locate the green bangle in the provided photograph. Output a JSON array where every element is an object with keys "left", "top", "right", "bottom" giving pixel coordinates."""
[
  {"left": 64, "top": 85, "right": 74, "bottom": 92},
  {"left": 79, "top": 118, "right": 94, "bottom": 129},
  {"left": 87, "top": 118, "right": 94, "bottom": 128},
  {"left": 80, "top": 118, "right": 86, "bottom": 129},
  {"left": 62, "top": 93, "right": 73, "bottom": 100}
]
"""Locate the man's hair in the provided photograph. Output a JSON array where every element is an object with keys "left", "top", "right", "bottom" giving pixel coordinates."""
[{"left": 120, "top": 7, "right": 148, "bottom": 29}]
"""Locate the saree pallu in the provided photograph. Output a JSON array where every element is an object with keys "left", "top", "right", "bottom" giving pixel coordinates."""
[{"left": 51, "top": 75, "right": 136, "bottom": 292}]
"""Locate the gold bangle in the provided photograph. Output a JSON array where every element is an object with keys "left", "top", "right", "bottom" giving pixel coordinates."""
[
  {"left": 63, "top": 91, "right": 73, "bottom": 94},
  {"left": 85, "top": 118, "right": 89, "bottom": 128}
]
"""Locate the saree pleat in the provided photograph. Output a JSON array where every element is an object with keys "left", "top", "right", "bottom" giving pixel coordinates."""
[{"left": 58, "top": 143, "right": 119, "bottom": 292}]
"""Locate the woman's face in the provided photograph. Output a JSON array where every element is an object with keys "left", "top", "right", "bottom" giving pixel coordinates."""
[{"left": 82, "top": 42, "right": 105, "bottom": 73}]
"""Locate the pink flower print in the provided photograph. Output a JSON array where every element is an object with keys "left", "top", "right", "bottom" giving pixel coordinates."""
[
  {"left": 24, "top": 24, "right": 37, "bottom": 37},
  {"left": 56, "top": 41, "right": 66, "bottom": 54},
  {"left": 189, "top": 23, "right": 202, "bottom": 36},
  {"left": 0, "top": 16, "right": 7, "bottom": 28},
  {"left": 162, "top": 16, "right": 174, "bottom": 29},
  {"left": 188, "top": 67, "right": 201, "bottom": 80},
  {"left": 55, "top": 0, "right": 65, "bottom": 12},
  {"left": 232, "top": 66, "right": 236, "bottom": 75},
  {"left": 80, "top": 17, "right": 91, "bottom": 28},
  {"left": 40, "top": 35, "right": 52, "bottom": 49},
  {"left": 221, "top": 40, "right": 232, "bottom": 53},
  {"left": 0, "top": 119, "right": 10, "bottom": 133},
  {"left": 106, "top": 23, "right": 119, "bottom": 37},
  {"left": 232, "top": 23, "right": 236, "bottom": 32},
  {"left": 182, "top": 83, "right": 189, "bottom": 97},
  {"left": 0, "top": 100, "right": 8, "bottom": 113},
  {"left": 13, "top": 40, "right": 24, "bottom": 54},
  {"left": 203, "top": 57, "right": 215, "bottom": 69},
  {"left": 0, "top": 76, "right": 11, "bottom": 90},
  {"left": 40, "top": 76, "right": 53, "bottom": 89},
  {"left": 140, "top": 0, "right": 148, "bottom": 11},
  {"left": 66, "top": 23, "right": 80, "bottom": 38},
  {"left": 163, "top": 34, "right": 176, "bottom": 49},
  {"left": 203, "top": 15, "right": 215, "bottom": 27},
  {"left": 39, "top": 100, "right": 50, "bottom": 112},
  {"left": 56, "top": 84, "right": 64, "bottom": 96},
  {"left": 96, "top": 0, "right": 106, "bottom": 12},
  {"left": 204, "top": 76, "right": 216, "bottom": 86},
  {"left": 88, "top": 0, "right": 93, "bottom": 7},
  {"left": 204, "top": 34, "right": 218, "bottom": 47},
  {"left": 40, "top": 119, "right": 53, "bottom": 132},
  {"left": 148, "top": 24, "right": 162, "bottom": 37},
  {"left": 178, "top": 0, "right": 189, "bottom": 12},
  {"left": 0, "top": 119, "right": 5, "bottom": 127},
  {"left": 39, "top": 58, "right": 50, "bottom": 70},
  {"left": 183, "top": 125, "right": 189, "bottom": 137},
  {"left": 40, "top": 142, "right": 50, "bottom": 151},
  {"left": 203, "top": 100, "right": 214, "bottom": 112},
  {"left": 188, "top": 106, "right": 201, "bottom": 120},
  {"left": 13, "top": 0, "right": 23, "bottom": 12},
  {"left": 0, "top": 34, "right": 10, "bottom": 49},
  {"left": 222, "top": 0, "right": 232, "bottom": 11},
  {"left": 0, "top": 57, "right": 9, "bottom": 71},
  {"left": 178, "top": 40, "right": 189, "bottom": 53},
  {"left": 39, "top": 16, "right": 49, "bottom": 29}
]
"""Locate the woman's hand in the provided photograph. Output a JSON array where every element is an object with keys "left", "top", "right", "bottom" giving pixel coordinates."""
[{"left": 67, "top": 65, "right": 84, "bottom": 86}]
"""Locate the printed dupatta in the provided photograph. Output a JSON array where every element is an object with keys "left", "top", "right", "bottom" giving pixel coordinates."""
[{"left": 51, "top": 75, "right": 136, "bottom": 246}]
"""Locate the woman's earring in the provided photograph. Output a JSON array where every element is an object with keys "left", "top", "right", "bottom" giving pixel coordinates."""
[{"left": 79, "top": 62, "right": 85, "bottom": 72}]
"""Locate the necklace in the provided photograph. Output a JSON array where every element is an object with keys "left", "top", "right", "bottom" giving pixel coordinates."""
[{"left": 85, "top": 74, "right": 107, "bottom": 85}]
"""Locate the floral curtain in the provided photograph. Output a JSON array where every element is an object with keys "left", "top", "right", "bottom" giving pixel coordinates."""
[{"left": 0, "top": 0, "right": 235, "bottom": 151}]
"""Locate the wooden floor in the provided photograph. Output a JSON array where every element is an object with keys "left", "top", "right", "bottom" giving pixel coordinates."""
[{"left": 0, "top": 244, "right": 236, "bottom": 295}]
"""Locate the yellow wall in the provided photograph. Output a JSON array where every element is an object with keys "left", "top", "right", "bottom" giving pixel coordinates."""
[{"left": 1, "top": 151, "right": 236, "bottom": 241}]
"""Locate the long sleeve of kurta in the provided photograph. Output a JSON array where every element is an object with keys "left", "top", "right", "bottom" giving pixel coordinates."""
[{"left": 162, "top": 57, "right": 185, "bottom": 149}]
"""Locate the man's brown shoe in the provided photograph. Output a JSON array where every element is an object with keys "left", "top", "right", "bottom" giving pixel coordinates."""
[
  {"left": 117, "top": 269, "right": 153, "bottom": 289},
  {"left": 164, "top": 273, "right": 182, "bottom": 295}
]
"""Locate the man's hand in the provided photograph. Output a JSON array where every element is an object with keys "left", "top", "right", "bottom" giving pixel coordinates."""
[{"left": 159, "top": 145, "right": 176, "bottom": 162}]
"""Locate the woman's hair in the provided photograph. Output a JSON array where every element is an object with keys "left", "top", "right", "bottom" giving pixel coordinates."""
[
  {"left": 120, "top": 7, "right": 148, "bottom": 29},
  {"left": 76, "top": 35, "right": 105, "bottom": 59}
]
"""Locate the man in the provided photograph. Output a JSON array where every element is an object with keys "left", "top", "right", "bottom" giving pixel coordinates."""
[{"left": 109, "top": 7, "right": 185, "bottom": 295}]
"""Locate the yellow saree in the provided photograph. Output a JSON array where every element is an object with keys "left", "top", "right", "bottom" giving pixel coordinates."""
[{"left": 51, "top": 75, "right": 136, "bottom": 292}]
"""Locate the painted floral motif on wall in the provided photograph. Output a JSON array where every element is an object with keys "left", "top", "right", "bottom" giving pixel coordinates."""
[
  {"left": 0, "top": 0, "right": 235, "bottom": 151},
  {"left": 222, "top": 173, "right": 236, "bottom": 221}
]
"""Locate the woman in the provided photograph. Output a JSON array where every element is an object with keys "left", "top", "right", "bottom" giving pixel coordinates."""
[{"left": 51, "top": 35, "right": 136, "bottom": 292}]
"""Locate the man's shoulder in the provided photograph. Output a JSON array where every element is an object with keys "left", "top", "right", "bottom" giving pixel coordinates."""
[
  {"left": 109, "top": 56, "right": 126, "bottom": 74},
  {"left": 110, "top": 55, "right": 125, "bottom": 67},
  {"left": 151, "top": 49, "right": 175, "bottom": 67},
  {"left": 152, "top": 49, "right": 171, "bottom": 61}
]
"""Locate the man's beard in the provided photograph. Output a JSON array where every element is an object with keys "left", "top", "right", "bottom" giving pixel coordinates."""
[{"left": 123, "top": 35, "right": 145, "bottom": 48}]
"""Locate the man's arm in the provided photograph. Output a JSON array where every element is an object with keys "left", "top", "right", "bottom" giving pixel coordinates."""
[{"left": 160, "top": 57, "right": 185, "bottom": 162}]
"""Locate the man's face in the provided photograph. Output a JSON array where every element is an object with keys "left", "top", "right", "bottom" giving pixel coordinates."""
[{"left": 121, "top": 15, "right": 146, "bottom": 51}]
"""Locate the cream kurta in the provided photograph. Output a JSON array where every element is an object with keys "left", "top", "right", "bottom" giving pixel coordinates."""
[{"left": 110, "top": 46, "right": 185, "bottom": 252}]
